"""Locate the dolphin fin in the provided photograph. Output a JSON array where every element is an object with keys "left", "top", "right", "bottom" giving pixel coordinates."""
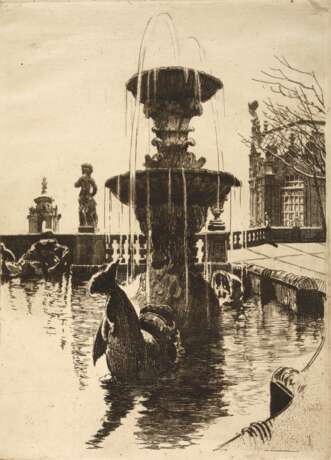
[{"left": 93, "top": 319, "right": 107, "bottom": 366}]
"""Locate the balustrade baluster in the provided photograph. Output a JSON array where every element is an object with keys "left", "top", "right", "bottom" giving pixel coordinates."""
[
  {"left": 122, "top": 236, "right": 130, "bottom": 265},
  {"left": 111, "top": 238, "right": 120, "bottom": 263},
  {"left": 196, "top": 238, "right": 204, "bottom": 264},
  {"left": 139, "top": 235, "right": 147, "bottom": 265},
  {"left": 133, "top": 236, "right": 141, "bottom": 265}
]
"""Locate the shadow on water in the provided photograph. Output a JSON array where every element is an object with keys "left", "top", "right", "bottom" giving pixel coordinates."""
[
  {"left": 85, "top": 382, "right": 138, "bottom": 449},
  {"left": 86, "top": 331, "right": 231, "bottom": 450},
  {"left": 135, "top": 338, "right": 230, "bottom": 449}
]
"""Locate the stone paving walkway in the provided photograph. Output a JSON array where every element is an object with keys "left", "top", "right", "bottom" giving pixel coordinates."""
[{"left": 228, "top": 242, "right": 326, "bottom": 281}]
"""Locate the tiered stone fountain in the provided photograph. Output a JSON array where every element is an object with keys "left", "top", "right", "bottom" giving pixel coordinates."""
[{"left": 106, "top": 66, "right": 240, "bottom": 348}]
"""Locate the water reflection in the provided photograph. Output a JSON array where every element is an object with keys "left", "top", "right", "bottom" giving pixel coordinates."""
[
  {"left": 87, "top": 338, "right": 230, "bottom": 450},
  {"left": 0, "top": 276, "right": 324, "bottom": 454},
  {"left": 86, "top": 383, "right": 137, "bottom": 449},
  {"left": 69, "top": 282, "right": 101, "bottom": 389},
  {"left": 135, "top": 340, "right": 229, "bottom": 449}
]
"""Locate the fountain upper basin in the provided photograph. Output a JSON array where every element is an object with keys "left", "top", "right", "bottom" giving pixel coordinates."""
[
  {"left": 105, "top": 168, "right": 240, "bottom": 207},
  {"left": 126, "top": 67, "right": 223, "bottom": 104}
]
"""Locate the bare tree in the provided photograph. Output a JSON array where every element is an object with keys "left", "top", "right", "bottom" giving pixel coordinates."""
[{"left": 242, "top": 56, "right": 326, "bottom": 235}]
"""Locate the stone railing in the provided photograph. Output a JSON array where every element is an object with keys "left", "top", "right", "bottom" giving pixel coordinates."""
[
  {"left": 229, "top": 228, "right": 267, "bottom": 250},
  {"left": 1, "top": 226, "right": 324, "bottom": 271},
  {"left": 106, "top": 234, "right": 213, "bottom": 265},
  {"left": 105, "top": 234, "right": 206, "bottom": 265},
  {"left": 105, "top": 228, "right": 268, "bottom": 266},
  {"left": 270, "top": 226, "right": 325, "bottom": 243},
  {"left": 105, "top": 234, "right": 147, "bottom": 266}
]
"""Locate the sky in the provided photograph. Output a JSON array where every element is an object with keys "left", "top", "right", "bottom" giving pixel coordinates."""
[{"left": 0, "top": 0, "right": 328, "bottom": 234}]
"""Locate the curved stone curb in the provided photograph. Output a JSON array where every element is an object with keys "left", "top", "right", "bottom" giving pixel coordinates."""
[
  {"left": 270, "top": 366, "right": 303, "bottom": 417},
  {"left": 229, "top": 262, "right": 325, "bottom": 314},
  {"left": 215, "top": 338, "right": 325, "bottom": 451}
]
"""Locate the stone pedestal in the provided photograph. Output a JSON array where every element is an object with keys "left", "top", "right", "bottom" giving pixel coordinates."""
[
  {"left": 74, "top": 234, "right": 105, "bottom": 264},
  {"left": 205, "top": 231, "right": 229, "bottom": 263},
  {"left": 208, "top": 206, "right": 225, "bottom": 231}
]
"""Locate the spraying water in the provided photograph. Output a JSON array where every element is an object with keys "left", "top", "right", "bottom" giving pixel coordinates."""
[
  {"left": 104, "top": 191, "right": 110, "bottom": 261},
  {"left": 168, "top": 168, "right": 172, "bottom": 215},
  {"left": 217, "top": 174, "right": 221, "bottom": 212},
  {"left": 116, "top": 176, "right": 123, "bottom": 265},
  {"left": 193, "top": 69, "right": 202, "bottom": 103},
  {"left": 184, "top": 35, "right": 225, "bottom": 206},
  {"left": 103, "top": 186, "right": 106, "bottom": 232},
  {"left": 126, "top": 13, "right": 180, "bottom": 285},
  {"left": 153, "top": 68, "right": 158, "bottom": 102},
  {"left": 229, "top": 189, "right": 233, "bottom": 252},
  {"left": 146, "top": 170, "right": 152, "bottom": 303},
  {"left": 212, "top": 91, "right": 226, "bottom": 173},
  {"left": 203, "top": 232, "right": 209, "bottom": 281},
  {"left": 181, "top": 168, "right": 189, "bottom": 307},
  {"left": 103, "top": 186, "right": 108, "bottom": 258},
  {"left": 108, "top": 187, "right": 112, "bottom": 238},
  {"left": 125, "top": 88, "right": 128, "bottom": 137}
]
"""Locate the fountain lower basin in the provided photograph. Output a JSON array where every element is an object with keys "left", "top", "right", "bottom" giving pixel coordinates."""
[{"left": 105, "top": 168, "right": 240, "bottom": 207}]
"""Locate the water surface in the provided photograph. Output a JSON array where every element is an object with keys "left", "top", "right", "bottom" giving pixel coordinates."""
[{"left": 0, "top": 275, "right": 323, "bottom": 458}]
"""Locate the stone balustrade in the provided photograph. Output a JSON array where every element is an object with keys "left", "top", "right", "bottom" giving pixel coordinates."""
[
  {"left": 1, "top": 225, "right": 324, "bottom": 274},
  {"left": 104, "top": 228, "right": 268, "bottom": 265}
]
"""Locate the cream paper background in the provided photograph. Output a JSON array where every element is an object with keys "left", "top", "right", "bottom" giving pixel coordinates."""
[{"left": 0, "top": 0, "right": 330, "bottom": 459}]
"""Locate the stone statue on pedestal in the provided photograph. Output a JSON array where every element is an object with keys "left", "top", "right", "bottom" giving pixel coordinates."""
[{"left": 74, "top": 163, "right": 98, "bottom": 233}]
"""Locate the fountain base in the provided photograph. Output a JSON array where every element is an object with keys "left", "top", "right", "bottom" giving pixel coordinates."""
[{"left": 133, "top": 265, "right": 219, "bottom": 348}]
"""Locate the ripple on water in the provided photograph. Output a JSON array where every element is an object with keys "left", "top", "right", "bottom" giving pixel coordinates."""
[{"left": 0, "top": 276, "right": 324, "bottom": 455}]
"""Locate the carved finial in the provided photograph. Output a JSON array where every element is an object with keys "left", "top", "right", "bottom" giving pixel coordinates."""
[{"left": 41, "top": 177, "right": 47, "bottom": 194}]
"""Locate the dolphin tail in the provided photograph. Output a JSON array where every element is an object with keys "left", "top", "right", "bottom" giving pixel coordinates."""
[
  {"left": 93, "top": 319, "right": 108, "bottom": 366},
  {"left": 139, "top": 305, "right": 178, "bottom": 365}
]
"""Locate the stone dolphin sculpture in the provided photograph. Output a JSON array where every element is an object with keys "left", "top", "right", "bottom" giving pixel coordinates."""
[{"left": 90, "top": 262, "right": 179, "bottom": 382}]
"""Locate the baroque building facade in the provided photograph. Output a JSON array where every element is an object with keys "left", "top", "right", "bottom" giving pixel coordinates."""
[{"left": 248, "top": 109, "right": 325, "bottom": 229}]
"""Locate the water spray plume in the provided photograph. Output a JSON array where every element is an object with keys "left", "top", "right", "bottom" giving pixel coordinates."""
[
  {"left": 182, "top": 168, "right": 189, "bottom": 308},
  {"left": 184, "top": 35, "right": 225, "bottom": 181},
  {"left": 108, "top": 187, "right": 112, "bottom": 236},
  {"left": 126, "top": 13, "right": 180, "bottom": 285},
  {"left": 146, "top": 170, "right": 151, "bottom": 304},
  {"left": 103, "top": 185, "right": 106, "bottom": 232},
  {"left": 117, "top": 176, "right": 123, "bottom": 263},
  {"left": 229, "top": 189, "right": 233, "bottom": 251},
  {"left": 168, "top": 168, "right": 172, "bottom": 215},
  {"left": 186, "top": 36, "right": 207, "bottom": 64},
  {"left": 204, "top": 233, "right": 209, "bottom": 280}
]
